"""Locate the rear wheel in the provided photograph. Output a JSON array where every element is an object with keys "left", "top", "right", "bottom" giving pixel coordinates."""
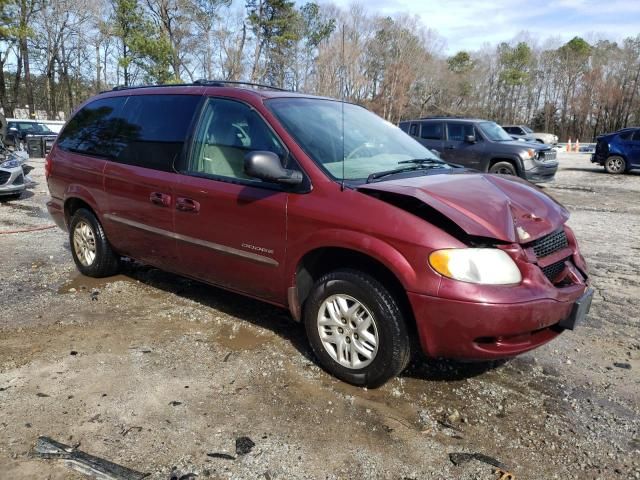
[
  {"left": 604, "top": 155, "right": 626, "bottom": 174},
  {"left": 303, "top": 269, "right": 411, "bottom": 388},
  {"left": 69, "top": 208, "right": 120, "bottom": 277},
  {"left": 489, "top": 161, "right": 517, "bottom": 176}
]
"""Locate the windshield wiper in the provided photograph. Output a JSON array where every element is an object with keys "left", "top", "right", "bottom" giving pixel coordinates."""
[
  {"left": 366, "top": 164, "right": 444, "bottom": 183},
  {"left": 397, "top": 158, "right": 445, "bottom": 165}
]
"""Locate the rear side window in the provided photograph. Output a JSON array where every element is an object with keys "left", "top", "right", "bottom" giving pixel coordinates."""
[
  {"left": 57, "top": 96, "right": 128, "bottom": 158},
  {"left": 632, "top": 130, "right": 640, "bottom": 141},
  {"left": 420, "top": 122, "right": 443, "bottom": 140},
  {"left": 57, "top": 94, "right": 201, "bottom": 172},
  {"left": 447, "top": 123, "right": 474, "bottom": 141},
  {"left": 117, "top": 94, "right": 201, "bottom": 172}
]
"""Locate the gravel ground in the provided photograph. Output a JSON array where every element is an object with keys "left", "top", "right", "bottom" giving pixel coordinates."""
[{"left": 0, "top": 153, "right": 638, "bottom": 480}]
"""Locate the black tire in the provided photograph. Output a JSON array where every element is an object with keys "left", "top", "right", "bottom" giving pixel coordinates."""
[
  {"left": 69, "top": 208, "right": 120, "bottom": 277},
  {"left": 604, "top": 155, "right": 626, "bottom": 174},
  {"left": 303, "top": 269, "right": 411, "bottom": 388},
  {"left": 489, "top": 161, "right": 517, "bottom": 176}
]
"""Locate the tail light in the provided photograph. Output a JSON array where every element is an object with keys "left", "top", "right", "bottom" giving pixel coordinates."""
[{"left": 45, "top": 153, "right": 52, "bottom": 179}]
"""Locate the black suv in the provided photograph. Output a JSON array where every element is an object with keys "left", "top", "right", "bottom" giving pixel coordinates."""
[
  {"left": 6, "top": 120, "right": 58, "bottom": 157},
  {"left": 399, "top": 117, "right": 558, "bottom": 183}
]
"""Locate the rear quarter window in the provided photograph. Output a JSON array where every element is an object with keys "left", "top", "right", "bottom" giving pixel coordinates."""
[{"left": 57, "top": 96, "right": 129, "bottom": 158}]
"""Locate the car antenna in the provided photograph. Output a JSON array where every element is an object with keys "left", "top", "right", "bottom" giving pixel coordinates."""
[{"left": 340, "top": 23, "right": 346, "bottom": 192}]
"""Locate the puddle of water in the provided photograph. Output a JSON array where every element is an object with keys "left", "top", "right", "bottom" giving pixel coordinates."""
[
  {"left": 211, "top": 323, "right": 269, "bottom": 351},
  {"left": 57, "top": 273, "right": 133, "bottom": 294}
]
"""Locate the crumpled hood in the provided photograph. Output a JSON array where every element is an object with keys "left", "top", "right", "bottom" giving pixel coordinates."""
[{"left": 357, "top": 173, "right": 569, "bottom": 243}]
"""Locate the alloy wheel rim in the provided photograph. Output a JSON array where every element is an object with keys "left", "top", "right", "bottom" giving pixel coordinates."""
[
  {"left": 73, "top": 221, "right": 97, "bottom": 267},
  {"left": 608, "top": 158, "right": 623, "bottom": 172},
  {"left": 496, "top": 167, "right": 514, "bottom": 175},
  {"left": 317, "top": 294, "right": 379, "bottom": 369}
]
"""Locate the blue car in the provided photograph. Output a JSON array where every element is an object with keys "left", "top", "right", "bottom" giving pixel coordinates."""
[{"left": 591, "top": 127, "right": 640, "bottom": 174}]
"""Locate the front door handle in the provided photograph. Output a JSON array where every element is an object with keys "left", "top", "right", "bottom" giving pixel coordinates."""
[
  {"left": 150, "top": 192, "right": 171, "bottom": 207},
  {"left": 445, "top": 145, "right": 456, "bottom": 150},
  {"left": 176, "top": 197, "right": 200, "bottom": 213}
]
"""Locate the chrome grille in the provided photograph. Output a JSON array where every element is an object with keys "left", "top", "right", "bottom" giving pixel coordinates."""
[
  {"left": 539, "top": 150, "right": 557, "bottom": 162},
  {"left": 530, "top": 229, "right": 568, "bottom": 258},
  {"left": 0, "top": 171, "right": 10, "bottom": 185}
]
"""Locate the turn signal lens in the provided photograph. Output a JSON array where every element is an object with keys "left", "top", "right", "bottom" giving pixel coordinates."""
[{"left": 429, "top": 248, "right": 522, "bottom": 285}]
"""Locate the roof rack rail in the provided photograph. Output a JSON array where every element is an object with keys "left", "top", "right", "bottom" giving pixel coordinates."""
[
  {"left": 107, "top": 80, "right": 290, "bottom": 93},
  {"left": 110, "top": 83, "right": 195, "bottom": 92},
  {"left": 192, "top": 79, "right": 290, "bottom": 92},
  {"left": 419, "top": 115, "right": 468, "bottom": 119}
]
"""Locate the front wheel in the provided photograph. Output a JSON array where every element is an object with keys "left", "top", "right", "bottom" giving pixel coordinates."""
[
  {"left": 604, "top": 155, "right": 626, "bottom": 174},
  {"left": 489, "top": 161, "right": 517, "bottom": 176},
  {"left": 69, "top": 208, "right": 120, "bottom": 277},
  {"left": 303, "top": 269, "right": 411, "bottom": 388}
]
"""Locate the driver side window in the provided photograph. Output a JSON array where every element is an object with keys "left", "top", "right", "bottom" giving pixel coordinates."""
[{"left": 188, "top": 98, "right": 285, "bottom": 181}]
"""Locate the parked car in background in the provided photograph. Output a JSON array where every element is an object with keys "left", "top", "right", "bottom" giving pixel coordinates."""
[
  {"left": 502, "top": 125, "right": 558, "bottom": 145},
  {"left": 47, "top": 83, "right": 591, "bottom": 387},
  {"left": 399, "top": 117, "right": 559, "bottom": 183},
  {"left": 41, "top": 120, "right": 65, "bottom": 134},
  {"left": 591, "top": 127, "right": 640, "bottom": 174},
  {"left": 0, "top": 148, "right": 30, "bottom": 199},
  {"left": 502, "top": 125, "right": 537, "bottom": 143},
  {"left": 6, "top": 119, "right": 58, "bottom": 157}
]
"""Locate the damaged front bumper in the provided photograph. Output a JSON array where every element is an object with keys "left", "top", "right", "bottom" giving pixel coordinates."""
[
  {"left": 0, "top": 166, "right": 26, "bottom": 196},
  {"left": 411, "top": 225, "right": 590, "bottom": 360},
  {"left": 409, "top": 284, "right": 588, "bottom": 359}
]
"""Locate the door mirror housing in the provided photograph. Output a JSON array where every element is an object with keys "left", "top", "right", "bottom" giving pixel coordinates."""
[
  {"left": 464, "top": 135, "right": 476, "bottom": 143},
  {"left": 244, "top": 151, "right": 303, "bottom": 186}
]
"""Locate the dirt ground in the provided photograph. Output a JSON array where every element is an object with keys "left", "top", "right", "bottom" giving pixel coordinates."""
[{"left": 0, "top": 153, "right": 638, "bottom": 480}]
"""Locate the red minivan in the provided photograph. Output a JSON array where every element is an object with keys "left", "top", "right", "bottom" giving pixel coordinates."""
[{"left": 46, "top": 82, "right": 592, "bottom": 387}]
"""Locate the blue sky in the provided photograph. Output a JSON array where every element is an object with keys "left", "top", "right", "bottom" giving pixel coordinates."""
[{"left": 322, "top": 0, "right": 640, "bottom": 53}]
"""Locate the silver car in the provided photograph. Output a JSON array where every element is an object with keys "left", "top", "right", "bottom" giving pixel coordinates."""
[
  {"left": 503, "top": 125, "right": 558, "bottom": 145},
  {"left": 0, "top": 151, "right": 29, "bottom": 199}
]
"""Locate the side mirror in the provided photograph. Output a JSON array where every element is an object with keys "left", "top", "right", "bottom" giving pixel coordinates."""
[
  {"left": 430, "top": 148, "right": 441, "bottom": 158},
  {"left": 244, "top": 151, "right": 303, "bottom": 186},
  {"left": 464, "top": 135, "right": 476, "bottom": 143}
]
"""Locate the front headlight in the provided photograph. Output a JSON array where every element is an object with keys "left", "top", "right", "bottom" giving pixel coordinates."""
[
  {"left": 521, "top": 148, "right": 536, "bottom": 159},
  {"left": 0, "top": 159, "right": 21, "bottom": 169},
  {"left": 429, "top": 248, "right": 522, "bottom": 285}
]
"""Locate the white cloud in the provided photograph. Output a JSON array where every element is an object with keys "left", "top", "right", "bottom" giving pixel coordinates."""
[{"left": 322, "top": 0, "right": 640, "bottom": 53}]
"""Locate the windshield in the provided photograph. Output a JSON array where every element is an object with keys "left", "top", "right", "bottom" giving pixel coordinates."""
[
  {"left": 35, "top": 123, "right": 53, "bottom": 133},
  {"left": 479, "top": 122, "right": 513, "bottom": 141},
  {"left": 522, "top": 126, "right": 533, "bottom": 134},
  {"left": 266, "top": 98, "right": 446, "bottom": 181},
  {"left": 12, "top": 122, "right": 53, "bottom": 134}
]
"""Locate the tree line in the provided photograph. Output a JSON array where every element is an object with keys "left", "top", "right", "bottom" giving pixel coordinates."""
[{"left": 1, "top": 0, "right": 639, "bottom": 141}]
